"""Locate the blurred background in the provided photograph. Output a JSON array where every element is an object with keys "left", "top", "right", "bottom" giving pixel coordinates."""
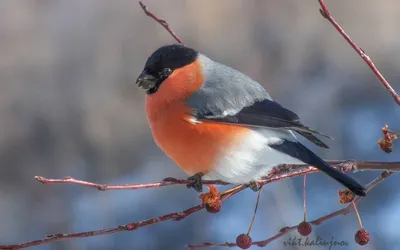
[{"left": 0, "top": 0, "right": 399, "bottom": 249}]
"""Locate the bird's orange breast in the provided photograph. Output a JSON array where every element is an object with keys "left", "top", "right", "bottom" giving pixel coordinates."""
[
  {"left": 146, "top": 103, "right": 249, "bottom": 175},
  {"left": 145, "top": 60, "right": 249, "bottom": 175}
]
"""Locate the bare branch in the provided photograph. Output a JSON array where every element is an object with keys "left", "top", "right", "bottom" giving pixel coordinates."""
[
  {"left": 303, "top": 174, "right": 307, "bottom": 221},
  {"left": 0, "top": 204, "right": 205, "bottom": 250},
  {"left": 318, "top": 0, "right": 400, "bottom": 105},
  {"left": 2, "top": 162, "right": 394, "bottom": 249},
  {"left": 34, "top": 176, "right": 228, "bottom": 190},
  {"left": 0, "top": 185, "right": 247, "bottom": 250},
  {"left": 33, "top": 161, "right": 400, "bottom": 191},
  {"left": 139, "top": 1, "right": 184, "bottom": 45}
]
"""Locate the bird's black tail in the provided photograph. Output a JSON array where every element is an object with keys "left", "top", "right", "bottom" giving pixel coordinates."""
[{"left": 270, "top": 140, "right": 366, "bottom": 196}]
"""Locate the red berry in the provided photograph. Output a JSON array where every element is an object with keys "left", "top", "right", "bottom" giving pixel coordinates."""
[
  {"left": 355, "top": 229, "right": 370, "bottom": 245},
  {"left": 205, "top": 200, "right": 222, "bottom": 213},
  {"left": 236, "top": 234, "right": 252, "bottom": 249},
  {"left": 297, "top": 221, "right": 312, "bottom": 236}
]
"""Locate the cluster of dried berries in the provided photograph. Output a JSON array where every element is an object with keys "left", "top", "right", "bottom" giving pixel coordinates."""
[
  {"left": 199, "top": 185, "right": 222, "bottom": 213},
  {"left": 338, "top": 189, "right": 355, "bottom": 203},
  {"left": 377, "top": 124, "right": 398, "bottom": 153}
]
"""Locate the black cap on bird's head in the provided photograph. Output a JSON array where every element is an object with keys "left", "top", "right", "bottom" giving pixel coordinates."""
[{"left": 136, "top": 44, "right": 198, "bottom": 94}]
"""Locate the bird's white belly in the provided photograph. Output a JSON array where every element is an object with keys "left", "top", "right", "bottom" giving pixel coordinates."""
[{"left": 203, "top": 128, "right": 304, "bottom": 183}]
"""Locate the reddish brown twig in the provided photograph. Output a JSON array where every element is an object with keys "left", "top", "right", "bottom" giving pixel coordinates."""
[
  {"left": 352, "top": 202, "right": 363, "bottom": 229},
  {"left": 0, "top": 204, "right": 204, "bottom": 250},
  {"left": 303, "top": 174, "right": 307, "bottom": 221},
  {"left": 187, "top": 170, "right": 393, "bottom": 249},
  {"left": 33, "top": 161, "right": 400, "bottom": 191},
  {"left": 247, "top": 187, "right": 263, "bottom": 235},
  {"left": 257, "top": 160, "right": 399, "bottom": 186},
  {"left": 318, "top": 0, "right": 400, "bottom": 105},
  {"left": 34, "top": 176, "right": 228, "bottom": 190},
  {"left": 0, "top": 184, "right": 244, "bottom": 250},
  {"left": 220, "top": 184, "right": 247, "bottom": 199},
  {"left": 139, "top": 1, "right": 184, "bottom": 45},
  {"left": 5, "top": 162, "right": 394, "bottom": 249}
]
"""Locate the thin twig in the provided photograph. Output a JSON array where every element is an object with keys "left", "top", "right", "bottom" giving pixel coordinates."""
[
  {"left": 352, "top": 202, "right": 363, "bottom": 229},
  {"left": 139, "top": 1, "right": 184, "bottom": 45},
  {"left": 247, "top": 187, "right": 263, "bottom": 235},
  {"left": 0, "top": 204, "right": 204, "bottom": 250},
  {"left": 187, "top": 171, "right": 393, "bottom": 249},
  {"left": 8, "top": 162, "right": 392, "bottom": 250},
  {"left": 6, "top": 169, "right": 392, "bottom": 249},
  {"left": 318, "top": 0, "right": 400, "bottom": 105},
  {"left": 34, "top": 161, "right": 400, "bottom": 191},
  {"left": 0, "top": 184, "right": 247, "bottom": 250},
  {"left": 34, "top": 176, "right": 228, "bottom": 191},
  {"left": 303, "top": 174, "right": 307, "bottom": 221},
  {"left": 0, "top": 183, "right": 248, "bottom": 250},
  {"left": 220, "top": 184, "right": 246, "bottom": 199}
]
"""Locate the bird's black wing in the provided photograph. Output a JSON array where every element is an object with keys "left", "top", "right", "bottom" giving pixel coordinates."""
[{"left": 195, "top": 99, "right": 332, "bottom": 149}]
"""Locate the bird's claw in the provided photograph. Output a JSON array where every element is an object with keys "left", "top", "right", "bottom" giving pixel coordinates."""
[{"left": 186, "top": 173, "right": 204, "bottom": 192}]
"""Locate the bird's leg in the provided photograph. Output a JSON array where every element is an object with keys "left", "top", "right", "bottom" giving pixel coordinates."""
[
  {"left": 246, "top": 181, "right": 262, "bottom": 192},
  {"left": 186, "top": 172, "right": 204, "bottom": 192}
]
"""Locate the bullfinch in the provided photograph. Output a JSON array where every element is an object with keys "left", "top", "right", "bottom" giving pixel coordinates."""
[{"left": 136, "top": 44, "right": 366, "bottom": 196}]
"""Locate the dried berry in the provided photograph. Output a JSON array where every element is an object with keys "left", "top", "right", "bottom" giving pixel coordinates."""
[
  {"left": 338, "top": 189, "right": 355, "bottom": 203},
  {"left": 297, "top": 221, "right": 312, "bottom": 236},
  {"left": 355, "top": 229, "right": 370, "bottom": 245},
  {"left": 236, "top": 234, "right": 252, "bottom": 249},
  {"left": 205, "top": 200, "right": 222, "bottom": 213},
  {"left": 377, "top": 124, "right": 397, "bottom": 153},
  {"left": 199, "top": 185, "right": 222, "bottom": 213}
]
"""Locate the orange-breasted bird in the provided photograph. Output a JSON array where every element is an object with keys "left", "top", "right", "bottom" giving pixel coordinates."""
[{"left": 136, "top": 44, "right": 366, "bottom": 196}]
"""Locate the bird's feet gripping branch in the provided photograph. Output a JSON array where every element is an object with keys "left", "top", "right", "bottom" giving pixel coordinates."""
[{"left": 186, "top": 172, "right": 205, "bottom": 192}]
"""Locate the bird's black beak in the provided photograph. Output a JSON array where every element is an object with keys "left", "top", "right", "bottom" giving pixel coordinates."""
[{"left": 136, "top": 71, "right": 158, "bottom": 91}]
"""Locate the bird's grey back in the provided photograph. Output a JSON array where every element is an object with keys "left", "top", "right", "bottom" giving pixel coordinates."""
[{"left": 186, "top": 54, "right": 271, "bottom": 117}]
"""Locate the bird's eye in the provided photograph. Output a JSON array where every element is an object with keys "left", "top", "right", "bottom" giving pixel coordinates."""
[{"left": 160, "top": 68, "right": 172, "bottom": 78}]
